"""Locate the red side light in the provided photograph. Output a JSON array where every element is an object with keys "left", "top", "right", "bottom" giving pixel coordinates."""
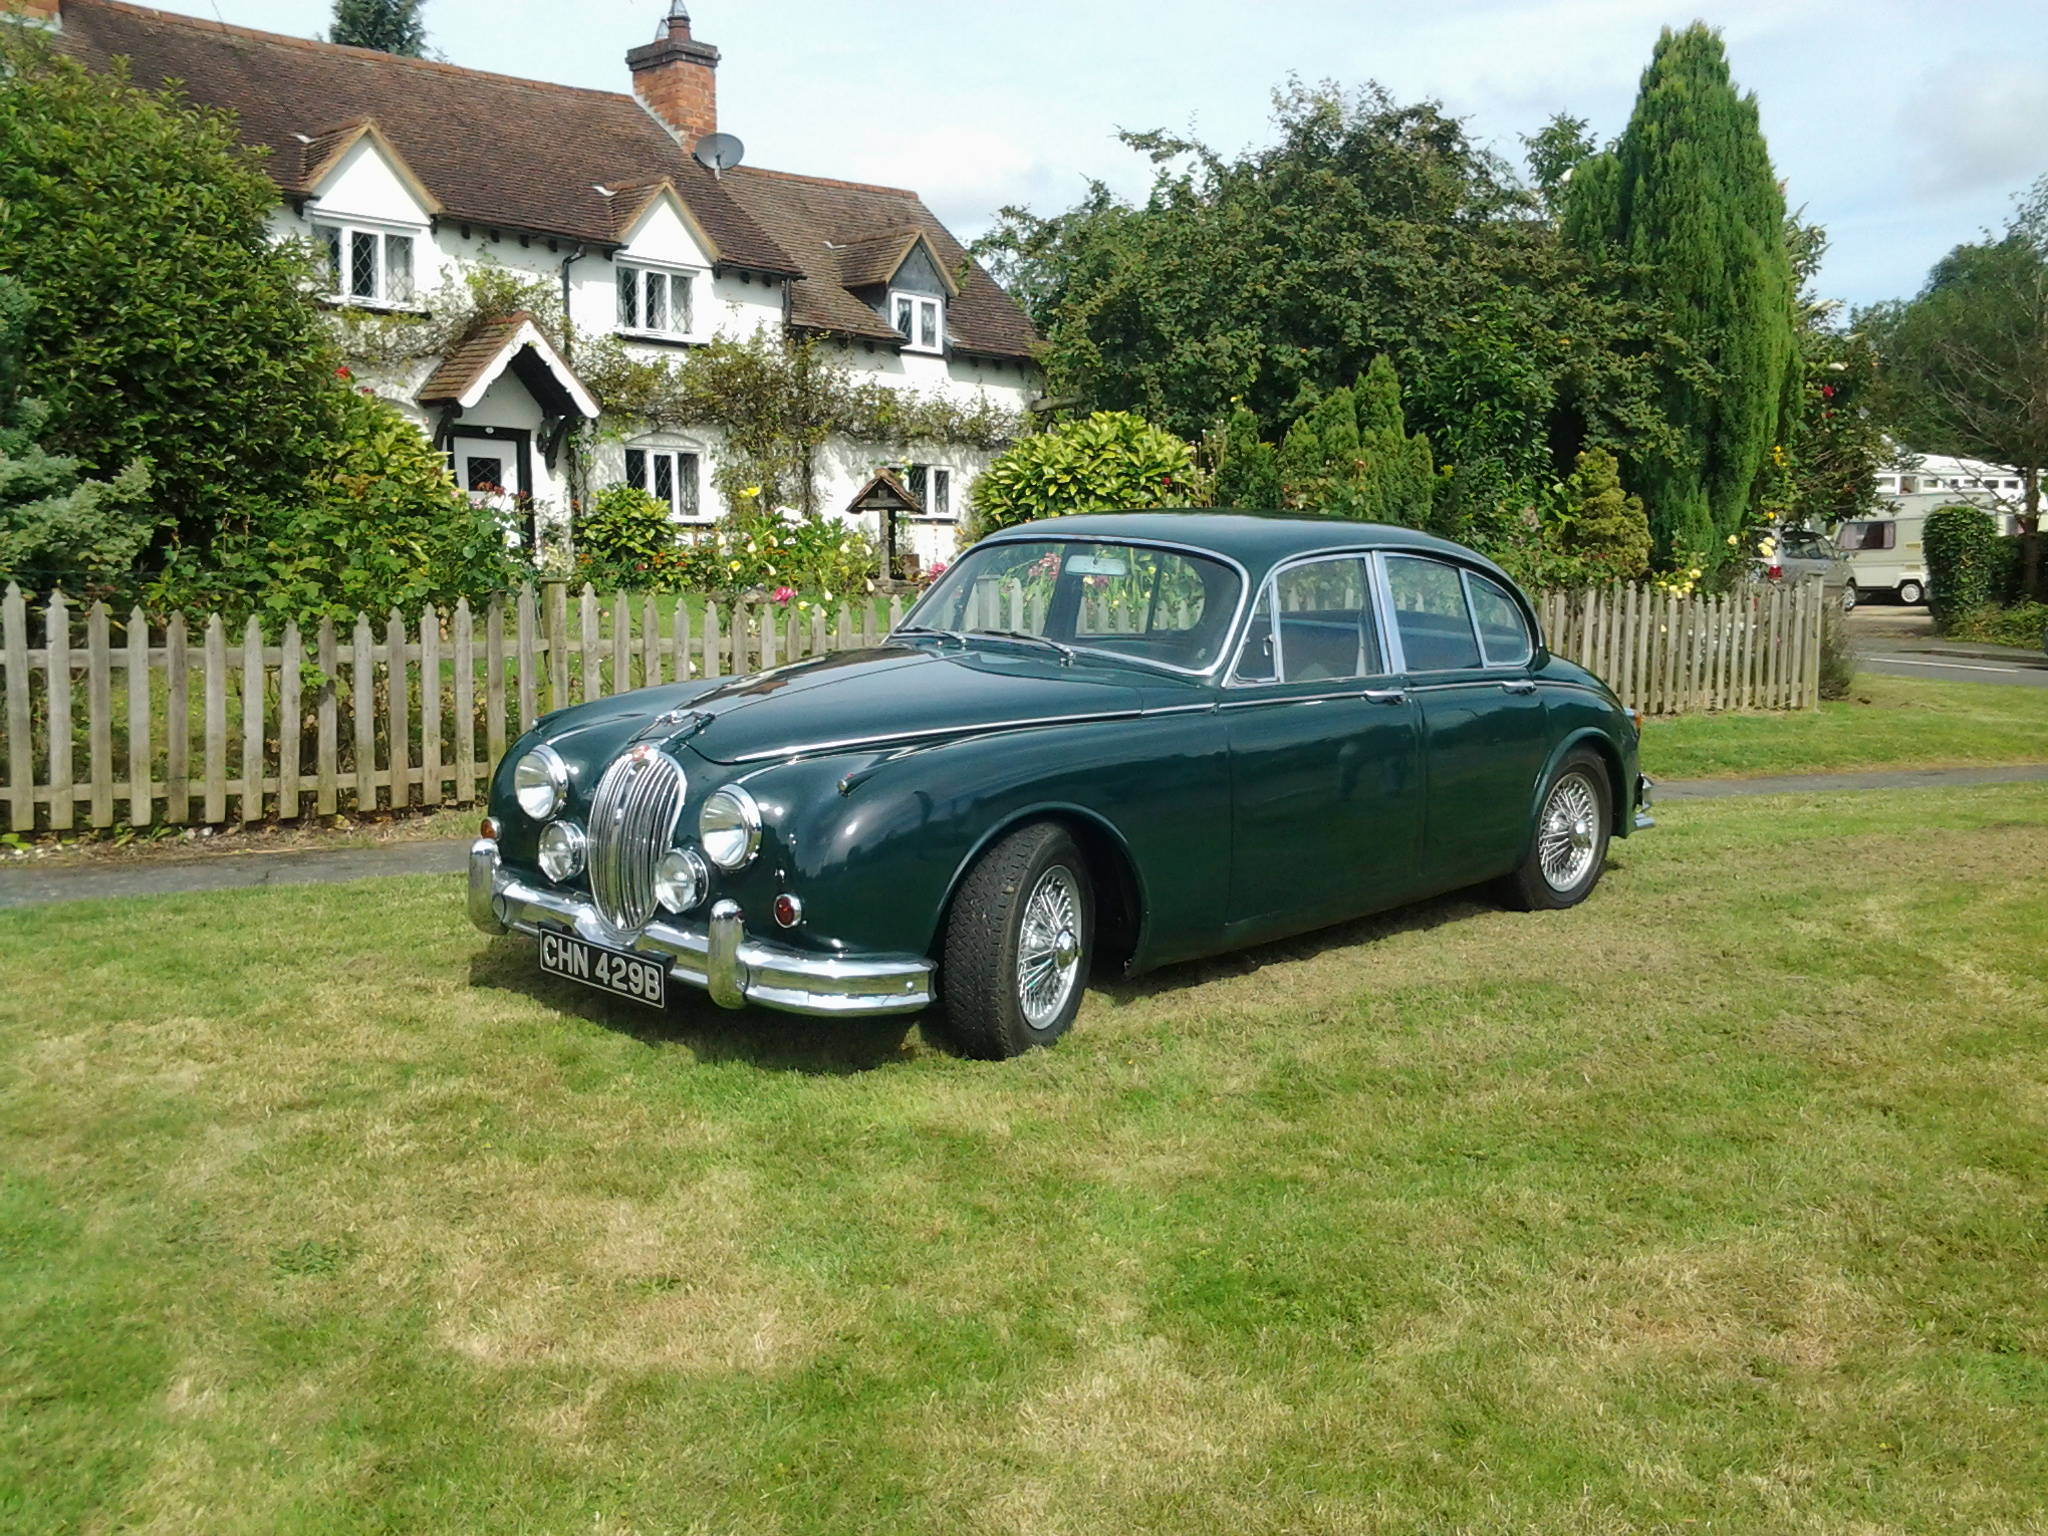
[
  {"left": 480, "top": 817, "right": 498, "bottom": 841},
  {"left": 773, "top": 894, "right": 803, "bottom": 929}
]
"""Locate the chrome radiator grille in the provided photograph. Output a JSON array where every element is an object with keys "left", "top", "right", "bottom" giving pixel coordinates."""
[{"left": 586, "top": 746, "right": 688, "bottom": 934}]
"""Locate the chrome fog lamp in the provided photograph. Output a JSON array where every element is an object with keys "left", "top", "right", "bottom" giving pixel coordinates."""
[
  {"left": 514, "top": 744, "right": 569, "bottom": 821},
  {"left": 656, "top": 847, "right": 710, "bottom": 914},
  {"left": 698, "top": 786, "right": 762, "bottom": 870},
  {"left": 538, "top": 820, "right": 586, "bottom": 882}
]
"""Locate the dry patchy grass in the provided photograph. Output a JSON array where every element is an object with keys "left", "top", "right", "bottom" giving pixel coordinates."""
[{"left": 2, "top": 787, "right": 2045, "bottom": 1533}]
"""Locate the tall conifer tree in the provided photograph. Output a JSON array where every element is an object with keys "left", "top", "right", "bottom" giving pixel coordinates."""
[
  {"left": 329, "top": 0, "right": 428, "bottom": 57},
  {"left": 1565, "top": 24, "right": 1795, "bottom": 563}
]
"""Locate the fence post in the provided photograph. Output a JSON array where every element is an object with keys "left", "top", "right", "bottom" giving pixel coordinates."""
[
  {"left": 545, "top": 580, "right": 568, "bottom": 713},
  {"left": 386, "top": 609, "right": 410, "bottom": 811},
  {"left": 279, "top": 622, "right": 302, "bottom": 821},
  {"left": 127, "top": 605, "right": 151, "bottom": 828},
  {"left": 46, "top": 592, "right": 74, "bottom": 830},
  {"left": 3, "top": 585, "right": 28, "bottom": 832},
  {"left": 703, "top": 603, "right": 722, "bottom": 680},
  {"left": 837, "top": 603, "right": 852, "bottom": 652},
  {"left": 1809, "top": 578, "right": 1825, "bottom": 709},
  {"left": 241, "top": 615, "right": 264, "bottom": 824},
  {"left": 761, "top": 601, "right": 778, "bottom": 670},
  {"left": 420, "top": 604, "right": 443, "bottom": 808},
  {"left": 203, "top": 612, "right": 227, "bottom": 826},
  {"left": 643, "top": 594, "right": 661, "bottom": 688},
  {"left": 579, "top": 585, "right": 601, "bottom": 703},
  {"left": 672, "top": 596, "right": 692, "bottom": 684},
  {"left": 515, "top": 585, "right": 537, "bottom": 738},
  {"left": 612, "top": 590, "right": 631, "bottom": 693},
  {"left": 316, "top": 620, "right": 338, "bottom": 818},
  {"left": 352, "top": 613, "right": 375, "bottom": 815},
  {"left": 453, "top": 599, "right": 477, "bottom": 805},
  {"left": 489, "top": 596, "right": 509, "bottom": 765},
  {"left": 87, "top": 603, "right": 114, "bottom": 829}
]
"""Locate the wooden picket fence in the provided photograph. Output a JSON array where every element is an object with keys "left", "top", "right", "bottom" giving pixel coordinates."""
[
  {"left": 0, "top": 582, "right": 906, "bottom": 835},
  {"left": 1537, "top": 577, "right": 1824, "bottom": 716},
  {"left": 0, "top": 574, "right": 1824, "bottom": 834}
]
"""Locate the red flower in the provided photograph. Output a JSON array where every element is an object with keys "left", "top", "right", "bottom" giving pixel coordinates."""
[{"left": 336, "top": 365, "right": 353, "bottom": 380}]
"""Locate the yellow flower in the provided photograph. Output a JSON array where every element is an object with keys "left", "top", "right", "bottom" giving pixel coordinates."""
[
  {"left": 742, "top": 485, "right": 763, "bottom": 499},
  {"left": 1726, "top": 534, "right": 1739, "bottom": 546}
]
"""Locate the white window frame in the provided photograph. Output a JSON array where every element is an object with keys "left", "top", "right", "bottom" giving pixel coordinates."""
[
  {"left": 315, "top": 221, "right": 419, "bottom": 308},
  {"left": 616, "top": 264, "right": 699, "bottom": 340},
  {"left": 900, "top": 463, "right": 954, "bottom": 522},
  {"left": 624, "top": 446, "right": 706, "bottom": 523},
  {"left": 889, "top": 289, "right": 945, "bottom": 354}
]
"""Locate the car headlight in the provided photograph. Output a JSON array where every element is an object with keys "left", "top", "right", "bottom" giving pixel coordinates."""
[
  {"left": 538, "top": 820, "right": 586, "bottom": 881},
  {"left": 698, "top": 786, "right": 762, "bottom": 870},
  {"left": 656, "top": 847, "right": 710, "bottom": 914},
  {"left": 514, "top": 745, "right": 569, "bottom": 821}
]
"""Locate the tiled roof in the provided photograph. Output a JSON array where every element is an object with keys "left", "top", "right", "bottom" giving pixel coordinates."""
[
  {"left": 50, "top": 0, "right": 1039, "bottom": 362},
  {"left": 52, "top": 0, "right": 797, "bottom": 273},
  {"left": 725, "top": 168, "right": 1039, "bottom": 360},
  {"left": 416, "top": 315, "right": 529, "bottom": 406}
]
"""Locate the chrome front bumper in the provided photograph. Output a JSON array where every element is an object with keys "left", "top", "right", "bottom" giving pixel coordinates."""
[
  {"left": 467, "top": 840, "right": 934, "bottom": 1018},
  {"left": 1635, "top": 773, "right": 1656, "bottom": 831}
]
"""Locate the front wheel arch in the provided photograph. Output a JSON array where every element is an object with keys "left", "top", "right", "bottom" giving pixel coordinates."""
[
  {"left": 932, "top": 806, "right": 1147, "bottom": 979},
  {"left": 1527, "top": 728, "right": 1628, "bottom": 854}
]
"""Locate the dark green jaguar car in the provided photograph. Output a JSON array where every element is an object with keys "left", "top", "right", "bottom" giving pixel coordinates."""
[{"left": 470, "top": 513, "right": 1652, "bottom": 1057}]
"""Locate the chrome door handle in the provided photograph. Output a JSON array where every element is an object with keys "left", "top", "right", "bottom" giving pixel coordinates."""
[
  {"left": 1363, "top": 689, "right": 1409, "bottom": 705},
  {"left": 1500, "top": 680, "right": 1537, "bottom": 695}
]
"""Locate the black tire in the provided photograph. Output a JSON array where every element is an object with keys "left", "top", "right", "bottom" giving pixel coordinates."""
[
  {"left": 1840, "top": 583, "right": 1859, "bottom": 613},
  {"left": 939, "top": 823, "right": 1093, "bottom": 1060},
  {"left": 1897, "top": 579, "right": 1925, "bottom": 607},
  {"left": 1501, "top": 749, "right": 1612, "bottom": 912}
]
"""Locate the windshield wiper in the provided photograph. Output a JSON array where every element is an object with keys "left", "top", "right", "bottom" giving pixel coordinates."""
[
  {"left": 977, "top": 630, "right": 1076, "bottom": 665},
  {"left": 892, "top": 624, "right": 968, "bottom": 648}
]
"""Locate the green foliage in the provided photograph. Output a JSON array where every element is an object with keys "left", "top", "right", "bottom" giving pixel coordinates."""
[
  {"left": 1817, "top": 602, "right": 1858, "bottom": 700},
  {"left": 0, "top": 277, "right": 158, "bottom": 594},
  {"left": 974, "top": 82, "right": 1693, "bottom": 536},
  {"left": 1563, "top": 23, "right": 1797, "bottom": 565},
  {"left": 148, "top": 386, "right": 519, "bottom": 629},
  {"left": 968, "top": 412, "right": 1195, "bottom": 536},
  {"left": 0, "top": 31, "right": 340, "bottom": 550},
  {"left": 1211, "top": 405, "right": 1282, "bottom": 509},
  {"left": 1557, "top": 447, "right": 1652, "bottom": 580},
  {"left": 1866, "top": 175, "right": 2048, "bottom": 597},
  {"left": 329, "top": 0, "right": 428, "bottom": 55},
  {"left": 1522, "top": 113, "right": 1596, "bottom": 219},
  {"left": 1275, "top": 360, "right": 1437, "bottom": 526},
  {"left": 580, "top": 331, "right": 1020, "bottom": 520},
  {"left": 591, "top": 511, "right": 878, "bottom": 604},
  {"left": 573, "top": 484, "right": 678, "bottom": 584},
  {"left": 1946, "top": 599, "right": 2048, "bottom": 649},
  {"left": 1923, "top": 505, "right": 2005, "bottom": 630},
  {"left": 1779, "top": 221, "right": 1888, "bottom": 528}
]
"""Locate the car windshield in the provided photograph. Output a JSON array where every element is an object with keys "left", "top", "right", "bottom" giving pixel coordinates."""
[{"left": 904, "top": 539, "right": 1243, "bottom": 672}]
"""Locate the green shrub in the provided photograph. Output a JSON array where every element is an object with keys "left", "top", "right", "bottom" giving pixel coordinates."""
[
  {"left": 1211, "top": 405, "right": 1282, "bottom": 510},
  {"left": 1818, "top": 602, "right": 1858, "bottom": 699},
  {"left": 148, "top": 386, "right": 520, "bottom": 628},
  {"left": 1557, "top": 447, "right": 1652, "bottom": 581},
  {"left": 1923, "top": 505, "right": 2002, "bottom": 629},
  {"left": 1946, "top": 600, "right": 2048, "bottom": 651},
  {"left": 574, "top": 484, "right": 678, "bottom": 582},
  {"left": 573, "top": 509, "right": 879, "bottom": 605},
  {"left": 1276, "top": 358, "right": 1436, "bottom": 527},
  {"left": 968, "top": 411, "right": 1194, "bottom": 537}
]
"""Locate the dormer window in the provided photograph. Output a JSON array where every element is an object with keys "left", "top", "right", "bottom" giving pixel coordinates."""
[
  {"left": 618, "top": 264, "right": 696, "bottom": 338},
  {"left": 891, "top": 290, "right": 944, "bottom": 354},
  {"left": 317, "top": 224, "right": 415, "bottom": 306}
]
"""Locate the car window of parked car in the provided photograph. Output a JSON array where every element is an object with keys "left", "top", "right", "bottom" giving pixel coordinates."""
[
  {"left": 1465, "top": 572, "right": 1533, "bottom": 667},
  {"left": 1780, "top": 532, "right": 1828, "bottom": 559},
  {"left": 1232, "top": 584, "right": 1277, "bottom": 683},
  {"left": 913, "top": 539, "right": 1243, "bottom": 671},
  {"left": 1386, "top": 556, "right": 1484, "bottom": 671},
  {"left": 1271, "top": 557, "right": 1382, "bottom": 683},
  {"left": 1836, "top": 521, "right": 1896, "bottom": 551}
]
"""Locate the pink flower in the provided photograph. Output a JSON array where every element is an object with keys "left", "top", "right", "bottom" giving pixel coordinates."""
[
  {"left": 773, "top": 586, "right": 796, "bottom": 605},
  {"left": 928, "top": 561, "right": 948, "bottom": 578}
]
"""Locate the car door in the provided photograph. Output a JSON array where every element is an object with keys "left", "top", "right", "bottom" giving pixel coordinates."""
[
  {"left": 1383, "top": 555, "right": 1551, "bottom": 891},
  {"left": 1223, "top": 555, "right": 1425, "bottom": 938}
]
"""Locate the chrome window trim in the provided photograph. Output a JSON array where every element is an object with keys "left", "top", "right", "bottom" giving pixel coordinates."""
[{"left": 900, "top": 534, "right": 1254, "bottom": 680}]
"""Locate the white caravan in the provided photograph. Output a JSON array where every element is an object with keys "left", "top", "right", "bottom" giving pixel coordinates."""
[{"left": 1835, "top": 512, "right": 1929, "bottom": 606}]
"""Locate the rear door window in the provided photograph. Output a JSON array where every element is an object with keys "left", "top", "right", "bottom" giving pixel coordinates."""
[
  {"left": 1385, "top": 556, "right": 1483, "bottom": 671},
  {"left": 1274, "top": 557, "right": 1381, "bottom": 683}
]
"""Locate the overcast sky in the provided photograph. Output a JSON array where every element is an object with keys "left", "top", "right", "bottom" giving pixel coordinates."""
[{"left": 142, "top": 0, "right": 2048, "bottom": 309}]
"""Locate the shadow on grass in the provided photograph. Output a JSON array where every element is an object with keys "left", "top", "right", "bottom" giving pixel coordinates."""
[{"left": 466, "top": 938, "right": 926, "bottom": 1076}]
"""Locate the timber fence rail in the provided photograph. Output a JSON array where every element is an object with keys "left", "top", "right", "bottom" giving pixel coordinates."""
[{"left": 0, "top": 575, "right": 1821, "bottom": 834}]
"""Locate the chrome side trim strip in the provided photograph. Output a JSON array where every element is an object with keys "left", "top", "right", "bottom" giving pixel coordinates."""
[
  {"left": 486, "top": 867, "right": 936, "bottom": 1018},
  {"left": 721, "top": 707, "right": 1153, "bottom": 764}
]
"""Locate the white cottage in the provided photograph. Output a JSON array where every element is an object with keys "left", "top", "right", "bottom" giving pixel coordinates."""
[{"left": 40, "top": 0, "right": 1042, "bottom": 569}]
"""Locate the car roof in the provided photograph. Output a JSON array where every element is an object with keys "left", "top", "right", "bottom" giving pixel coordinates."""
[{"left": 979, "top": 511, "right": 1521, "bottom": 590}]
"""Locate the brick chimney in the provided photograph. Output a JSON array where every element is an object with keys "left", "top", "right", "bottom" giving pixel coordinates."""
[
  {"left": 3, "top": 0, "right": 62, "bottom": 28},
  {"left": 628, "top": 1, "right": 718, "bottom": 149}
]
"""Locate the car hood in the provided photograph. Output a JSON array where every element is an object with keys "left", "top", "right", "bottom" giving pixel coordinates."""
[{"left": 671, "top": 644, "right": 1156, "bottom": 765}]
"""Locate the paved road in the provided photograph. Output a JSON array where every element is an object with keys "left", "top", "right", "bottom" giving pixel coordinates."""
[
  {"left": 1843, "top": 611, "right": 2048, "bottom": 688},
  {"left": 5, "top": 760, "right": 2047, "bottom": 911}
]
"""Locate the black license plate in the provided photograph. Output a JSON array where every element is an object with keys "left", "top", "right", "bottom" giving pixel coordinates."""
[{"left": 538, "top": 929, "right": 669, "bottom": 1011}]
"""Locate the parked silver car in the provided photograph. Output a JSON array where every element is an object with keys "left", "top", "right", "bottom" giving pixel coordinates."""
[{"left": 1757, "top": 529, "right": 1858, "bottom": 611}]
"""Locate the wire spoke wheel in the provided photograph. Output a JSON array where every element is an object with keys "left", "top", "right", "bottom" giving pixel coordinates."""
[
  {"left": 1016, "top": 866, "right": 1083, "bottom": 1029},
  {"left": 1537, "top": 771, "right": 1601, "bottom": 892}
]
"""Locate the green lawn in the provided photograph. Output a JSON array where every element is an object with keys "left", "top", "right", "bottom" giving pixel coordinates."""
[
  {"left": 1644, "top": 673, "right": 2048, "bottom": 780},
  {"left": 3, "top": 786, "right": 2045, "bottom": 1531}
]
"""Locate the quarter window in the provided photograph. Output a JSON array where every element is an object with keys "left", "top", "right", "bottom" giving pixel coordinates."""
[
  {"left": 1385, "top": 556, "right": 1484, "bottom": 672},
  {"left": 890, "top": 290, "right": 944, "bottom": 353},
  {"left": 624, "top": 448, "right": 703, "bottom": 520},
  {"left": 1465, "top": 572, "right": 1533, "bottom": 667},
  {"left": 618, "top": 266, "right": 695, "bottom": 337},
  {"left": 317, "top": 224, "right": 415, "bottom": 305}
]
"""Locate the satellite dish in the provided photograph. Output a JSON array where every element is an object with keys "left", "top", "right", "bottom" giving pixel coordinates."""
[{"left": 694, "top": 132, "right": 746, "bottom": 179}]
